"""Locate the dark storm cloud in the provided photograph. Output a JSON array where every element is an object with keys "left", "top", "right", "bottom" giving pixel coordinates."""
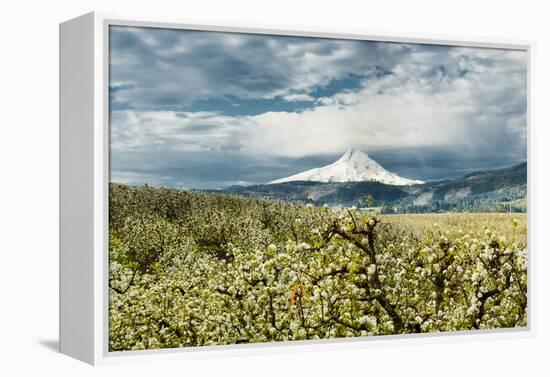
[
  {"left": 109, "top": 26, "right": 414, "bottom": 112},
  {"left": 111, "top": 149, "right": 338, "bottom": 189}
]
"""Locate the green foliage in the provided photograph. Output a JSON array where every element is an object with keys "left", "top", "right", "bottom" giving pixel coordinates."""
[
  {"left": 109, "top": 184, "right": 528, "bottom": 351},
  {"left": 362, "top": 193, "right": 375, "bottom": 207}
]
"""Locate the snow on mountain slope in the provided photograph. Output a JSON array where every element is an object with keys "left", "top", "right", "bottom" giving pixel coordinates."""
[{"left": 269, "top": 148, "right": 424, "bottom": 186}]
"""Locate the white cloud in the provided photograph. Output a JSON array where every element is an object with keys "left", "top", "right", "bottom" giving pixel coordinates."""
[
  {"left": 247, "top": 48, "right": 526, "bottom": 158},
  {"left": 281, "top": 93, "right": 315, "bottom": 102}
]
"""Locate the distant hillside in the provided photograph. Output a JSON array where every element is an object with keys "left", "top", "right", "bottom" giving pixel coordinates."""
[
  {"left": 393, "top": 162, "right": 527, "bottom": 213},
  {"left": 216, "top": 162, "right": 527, "bottom": 213},
  {"left": 431, "top": 162, "right": 527, "bottom": 199}
]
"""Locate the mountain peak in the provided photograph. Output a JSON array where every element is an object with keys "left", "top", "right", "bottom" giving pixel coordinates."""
[
  {"left": 269, "top": 148, "right": 424, "bottom": 186},
  {"left": 345, "top": 147, "right": 360, "bottom": 154},
  {"left": 339, "top": 147, "right": 369, "bottom": 162}
]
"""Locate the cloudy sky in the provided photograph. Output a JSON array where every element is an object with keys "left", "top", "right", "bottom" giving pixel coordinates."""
[{"left": 109, "top": 25, "right": 527, "bottom": 189}]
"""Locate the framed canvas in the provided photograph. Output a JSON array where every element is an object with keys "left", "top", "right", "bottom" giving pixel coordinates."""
[{"left": 59, "top": 12, "right": 535, "bottom": 365}]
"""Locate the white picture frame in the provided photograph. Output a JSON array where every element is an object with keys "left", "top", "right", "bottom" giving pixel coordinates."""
[{"left": 59, "top": 11, "right": 536, "bottom": 365}]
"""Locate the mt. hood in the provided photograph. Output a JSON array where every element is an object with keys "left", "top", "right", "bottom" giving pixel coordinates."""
[{"left": 269, "top": 148, "right": 424, "bottom": 186}]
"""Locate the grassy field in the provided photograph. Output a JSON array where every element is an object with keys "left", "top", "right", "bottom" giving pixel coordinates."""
[{"left": 385, "top": 213, "right": 527, "bottom": 246}]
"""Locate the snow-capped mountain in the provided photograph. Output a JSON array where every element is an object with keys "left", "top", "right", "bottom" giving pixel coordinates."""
[{"left": 269, "top": 148, "right": 424, "bottom": 186}]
